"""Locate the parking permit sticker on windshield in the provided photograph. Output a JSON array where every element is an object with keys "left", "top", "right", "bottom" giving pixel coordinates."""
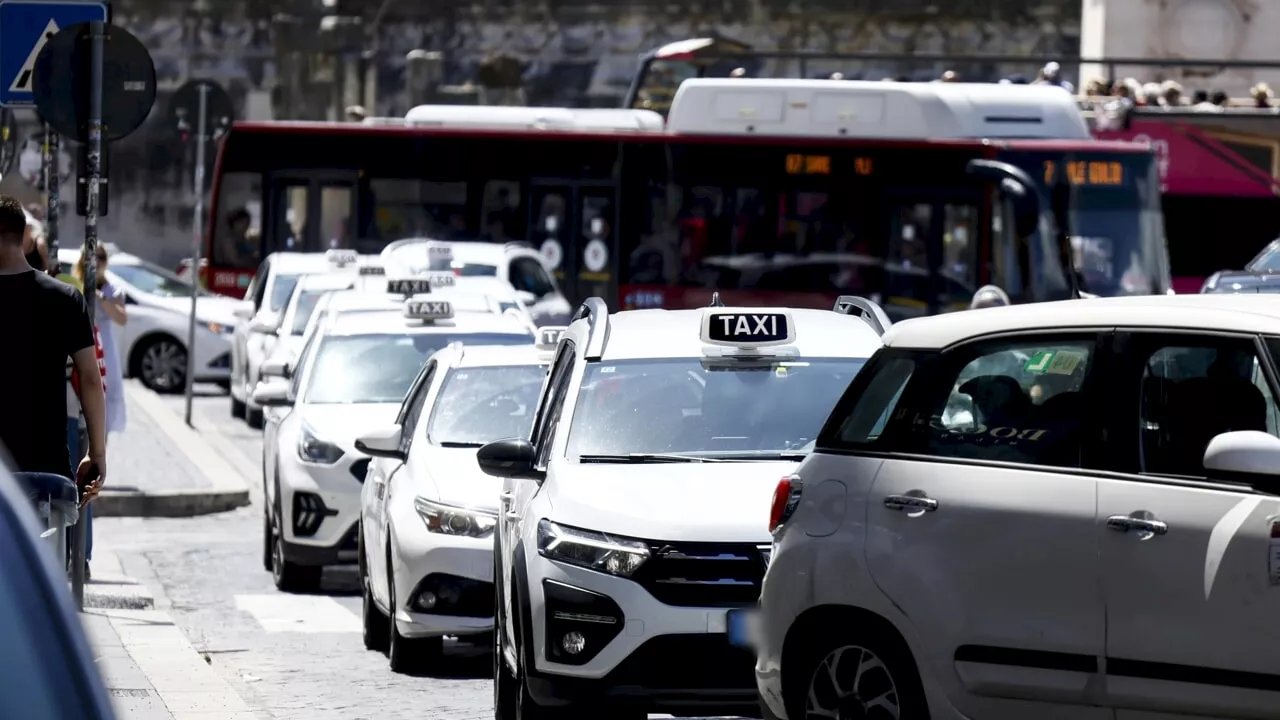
[
  {"left": 1024, "top": 351, "right": 1055, "bottom": 373},
  {"left": 1045, "top": 352, "right": 1084, "bottom": 375}
]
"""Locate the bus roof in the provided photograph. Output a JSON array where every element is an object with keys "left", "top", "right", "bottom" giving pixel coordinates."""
[
  {"left": 666, "top": 78, "right": 1091, "bottom": 141},
  {"left": 393, "top": 105, "right": 665, "bottom": 132}
]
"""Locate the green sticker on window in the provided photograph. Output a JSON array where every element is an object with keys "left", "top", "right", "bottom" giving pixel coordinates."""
[{"left": 1024, "top": 351, "right": 1055, "bottom": 373}]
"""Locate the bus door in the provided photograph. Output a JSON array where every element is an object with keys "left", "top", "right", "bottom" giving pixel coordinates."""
[
  {"left": 883, "top": 189, "right": 983, "bottom": 320},
  {"left": 528, "top": 180, "right": 618, "bottom": 307},
  {"left": 265, "top": 172, "right": 359, "bottom": 254}
]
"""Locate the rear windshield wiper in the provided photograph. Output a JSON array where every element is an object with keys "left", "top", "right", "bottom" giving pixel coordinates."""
[
  {"left": 577, "top": 453, "right": 729, "bottom": 464},
  {"left": 439, "top": 441, "right": 485, "bottom": 448}
]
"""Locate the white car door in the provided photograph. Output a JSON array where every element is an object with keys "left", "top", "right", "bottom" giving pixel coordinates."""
[
  {"left": 859, "top": 336, "right": 1109, "bottom": 719},
  {"left": 1100, "top": 333, "right": 1280, "bottom": 720}
]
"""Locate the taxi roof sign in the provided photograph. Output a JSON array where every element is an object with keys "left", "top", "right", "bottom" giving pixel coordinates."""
[
  {"left": 404, "top": 299, "right": 454, "bottom": 321},
  {"left": 536, "top": 325, "right": 567, "bottom": 350},
  {"left": 358, "top": 264, "right": 385, "bottom": 276},
  {"left": 701, "top": 309, "right": 795, "bottom": 348},
  {"left": 326, "top": 248, "right": 359, "bottom": 267},
  {"left": 386, "top": 274, "right": 454, "bottom": 295}
]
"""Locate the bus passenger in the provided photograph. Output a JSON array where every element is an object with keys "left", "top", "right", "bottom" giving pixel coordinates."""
[{"left": 219, "top": 209, "right": 259, "bottom": 266}]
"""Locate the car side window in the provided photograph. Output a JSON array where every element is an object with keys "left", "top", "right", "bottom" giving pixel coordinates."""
[
  {"left": 510, "top": 257, "right": 555, "bottom": 298},
  {"left": 398, "top": 362, "right": 436, "bottom": 453},
  {"left": 904, "top": 338, "right": 1095, "bottom": 468},
  {"left": 289, "top": 333, "right": 319, "bottom": 399},
  {"left": 823, "top": 353, "right": 919, "bottom": 448},
  {"left": 1138, "top": 337, "right": 1279, "bottom": 476},
  {"left": 250, "top": 261, "right": 269, "bottom": 310},
  {"left": 531, "top": 345, "right": 575, "bottom": 467}
]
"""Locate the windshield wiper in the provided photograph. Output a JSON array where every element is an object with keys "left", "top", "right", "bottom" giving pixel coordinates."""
[
  {"left": 578, "top": 453, "right": 729, "bottom": 464},
  {"left": 439, "top": 441, "right": 484, "bottom": 448}
]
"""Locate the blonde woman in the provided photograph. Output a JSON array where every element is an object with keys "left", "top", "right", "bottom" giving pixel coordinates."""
[{"left": 74, "top": 244, "right": 127, "bottom": 575}]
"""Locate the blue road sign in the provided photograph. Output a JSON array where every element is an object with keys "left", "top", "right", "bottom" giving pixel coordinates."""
[{"left": 0, "top": 1, "right": 107, "bottom": 107}]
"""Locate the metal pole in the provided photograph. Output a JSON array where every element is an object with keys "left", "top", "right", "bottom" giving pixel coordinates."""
[
  {"left": 44, "top": 124, "right": 59, "bottom": 259},
  {"left": 72, "top": 21, "right": 106, "bottom": 611},
  {"left": 183, "top": 84, "right": 208, "bottom": 426}
]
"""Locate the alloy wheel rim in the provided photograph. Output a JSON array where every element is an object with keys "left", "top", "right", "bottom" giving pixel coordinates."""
[
  {"left": 141, "top": 341, "right": 186, "bottom": 390},
  {"left": 805, "top": 644, "right": 901, "bottom": 720}
]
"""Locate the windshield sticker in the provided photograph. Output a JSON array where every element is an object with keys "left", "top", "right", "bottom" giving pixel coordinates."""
[
  {"left": 1024, "top": 351, "right": 1055, "bottom": 373},
  {"left": 599, "top": 366, "right": 615, "bottom": 374},
  {"left": 1045, "top": 352, "right": 1085, "bottom": 375}
]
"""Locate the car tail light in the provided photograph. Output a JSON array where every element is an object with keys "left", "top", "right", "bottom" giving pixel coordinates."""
[{"left": 769, "top": 475, "right": 802, "bottom": 533}]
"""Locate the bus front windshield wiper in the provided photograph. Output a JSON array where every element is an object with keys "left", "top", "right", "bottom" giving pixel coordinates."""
[{"left": 578, "top": 453, "right": 729, "bottom": 464}]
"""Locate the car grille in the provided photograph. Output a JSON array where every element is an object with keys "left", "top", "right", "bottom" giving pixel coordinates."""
[
  {"left": 348, "top": 459, "right": 370, "bottom": 483},
  {"left": 630, "top": 541, "right": 768, "bottom": 608}
]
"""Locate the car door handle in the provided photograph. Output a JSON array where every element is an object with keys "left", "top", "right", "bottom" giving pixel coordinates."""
[
  {"left": 1106, "top": 515, "right": 1168, "bottom": 536},
  {"left": 884, "top": 494, "right": 938, "bottom": 513}
]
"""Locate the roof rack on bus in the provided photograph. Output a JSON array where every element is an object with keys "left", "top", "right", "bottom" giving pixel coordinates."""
[
  {"left": 665, "top": 78, "right": 1091, "bottom": 140},
  {"left": 573, "top": 297, "right": 610, "bottom": 361},
  {"left": 833, "top": 296, "right": 892, "bottom": 337},
  {"left": 399, "top": 105, "right": 666, "bottom": 132}
]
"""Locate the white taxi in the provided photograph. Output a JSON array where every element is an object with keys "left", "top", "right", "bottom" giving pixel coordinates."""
[
  {"left": 477, "top": 296, "right": 887, "bottom": 719},
  {"left": 355, "top": 327, "right": 565, "bottom": 673},
  {"left": 252, "top": 297, "right": 536, "bottom": 592},
  {"left": 757, "top": 294, "right": 1280, "bottom": 720},
  {"left": 231, "top": 249, "right": 380, "bottom": 428}
]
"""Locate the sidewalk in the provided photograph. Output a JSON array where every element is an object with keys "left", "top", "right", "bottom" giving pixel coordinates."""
[
  {"left": 83, "top": 552, "right": 260, "bottom": 720},
  {"left": 95, "top": 383, "right": 250, "bottom": 518}
]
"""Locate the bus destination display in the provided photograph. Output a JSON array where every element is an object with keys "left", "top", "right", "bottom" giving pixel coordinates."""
[
  {"left": 1042, "top": 160, "right": 1126, "bottom": 186},
  {"left": 786, "top": 153, "right": 831, "bottom": 175}
]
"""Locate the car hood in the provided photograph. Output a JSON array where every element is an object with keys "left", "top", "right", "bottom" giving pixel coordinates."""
[
  {"left": 296, "top": 403, "right": 402, "bottom": 450},
  {"left": 543, "top": 460, "right": 799, "bottom": 543},
  {"left": 417, "top": 445, "right": 500, "bottom": 513},
  {"left": 125, "top": 288, "right": 243, "bottom": 324}
]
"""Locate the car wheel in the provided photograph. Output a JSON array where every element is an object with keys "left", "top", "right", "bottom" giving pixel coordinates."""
[
  {"left": 386, "top": 546, "right": 442, "bottom": 674},
  {"left": 137, "top": 336, "right": 187, "bottom": 394},
  {"left": 232, "top": 395, "right": 246, "bottom": 419},
  {"left": 786, "top": 623, "right": 928, "bottom": 720},
  {"left": 270, "top": 502, "right": 321, "bottom": 593},
  {"left": 261, "top": 510, "right": 272, "bottom": 571},
  {"left": 359, "top": 529, "right": 389, "bottom": 652}
]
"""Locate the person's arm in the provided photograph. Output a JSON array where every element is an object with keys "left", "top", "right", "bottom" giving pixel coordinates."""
[
  {"left": 100, "top": 285, "right": 127, "bottom": 325},
  {"left": 66, "top": 291, "right": 106, "bottom": 499}
]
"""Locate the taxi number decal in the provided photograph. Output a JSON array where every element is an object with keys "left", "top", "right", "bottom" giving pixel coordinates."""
[{"left": 707, "top": 313, "right": 789, "bottom": 343}]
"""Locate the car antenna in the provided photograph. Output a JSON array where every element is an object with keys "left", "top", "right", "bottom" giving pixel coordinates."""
[{"left": 708, "top": 291, "right": 725, "bottom": 307}]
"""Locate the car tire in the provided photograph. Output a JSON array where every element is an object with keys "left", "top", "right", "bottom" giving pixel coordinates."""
[
  {"left": 386, "top": 547, "right": 442, "bottom": 674},
  {"left": 134, "top": 336, "right": 188, "bottom": 394},
  {"left": 232, "top": 395, "right": 246, "bottom": 419},
  {"left": 261, "top": 510, "right": 272, "bottom": 571},
  {"left": 270, "top": 502, "right": 321, "bottom": 593},
  {"left": 247, "top": 406, "right": 264, "bottom": 430},
  {"left": 785, "top": 621, "right": 929, "bottom": 720},
  {"left": 359, "top": 529, "right": 389, "bottom": 653}
]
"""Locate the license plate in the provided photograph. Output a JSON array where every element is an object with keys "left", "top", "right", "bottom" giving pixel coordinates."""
[{"left": 727, "top": 608, "right": 755, "bottom": 647}]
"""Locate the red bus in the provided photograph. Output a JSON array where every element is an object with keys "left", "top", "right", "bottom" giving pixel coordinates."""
[{"left": 201, "top": 80, "right": 1168, "bottom": 319}]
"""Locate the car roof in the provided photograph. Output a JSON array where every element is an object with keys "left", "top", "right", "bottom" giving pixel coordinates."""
[
  {"left": 883, "top": 294, "right": 1280, "bottom": 349},
  {"left": 568, "top": 307, "right": 884, "bottom": 361},
  {"left": 382, "top": 238, "right": 532, "bottom": 264},
  {"left": 323, "top": 307, "right": 536, "bottom": 337},
  {"left": 294, "top": 273, "right": 360, "bottom": 292},
  {"left": 452, "top": 343, "right": 554, "bottom": 368}
]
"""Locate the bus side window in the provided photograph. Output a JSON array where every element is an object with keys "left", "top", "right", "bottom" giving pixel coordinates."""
[
  {"left": 212, "top": 171, "right": 262, "bottom": 269},
  {"left": 482, "top": 180, "right": 522, "bottom": 243},
  {"left": 990, "top": 189, "right": 1027, "bottom": 302}
]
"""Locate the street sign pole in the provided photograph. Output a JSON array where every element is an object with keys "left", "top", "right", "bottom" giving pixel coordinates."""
[
  {"left": 70, "top": 19, "right": 106, "bottom": 611},
  {"left": 182, "top": 83, "right": 208, "bottom": 427},
  {"left": 42, "top": 122, "right": 59, "bottom": 257}
]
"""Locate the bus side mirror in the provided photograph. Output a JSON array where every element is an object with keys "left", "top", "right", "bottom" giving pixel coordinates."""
[{"left": 966, "top": 159, "right": 1042, "bottom": 238}]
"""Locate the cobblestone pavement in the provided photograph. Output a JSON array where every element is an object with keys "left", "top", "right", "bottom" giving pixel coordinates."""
[{"left": 95, "top": 387, "right": 749, "bottom": 720}]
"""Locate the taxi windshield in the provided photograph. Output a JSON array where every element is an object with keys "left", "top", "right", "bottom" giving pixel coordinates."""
[
  {"left": 383, "top": 243, "right": 499, "bottom": 276},
  {"left": 304, "top": 333, "right": 533, "bottom": 404},
  {"left": 565, "top": 357, "right": 866, "bottom": 458},
  {"left": 426, "top": 365, "right": 548, "bottom": 447}
]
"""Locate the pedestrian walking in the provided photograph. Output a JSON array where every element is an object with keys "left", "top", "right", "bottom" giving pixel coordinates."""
[{"left": 0, "top": 194, "right": 106, "bottom": 517}]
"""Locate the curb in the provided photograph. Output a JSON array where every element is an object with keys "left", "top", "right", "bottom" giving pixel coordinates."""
[{"left": 106, "top": 384, "right": 251, "bottom": 518}]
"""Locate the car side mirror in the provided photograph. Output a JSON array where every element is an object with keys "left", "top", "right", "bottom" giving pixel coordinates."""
[
  {"left": 355, "top": 424, "right": 406, "bottom": 462},
  {"left": 260, "top": 358, "right": 291, "bottom": 379},
  {"left": 233, "top": 300, "right": 256, "bottom": 320},
  {"left": 515, "top": 290, "right": 539, "bottom": 306},
  {"left": 477, "top": 438, "right": 544, "bottom": 482},
  {"left": 1203, "top": 431, "right": 1280, "bottom": 483},
  {"left": 249, "top": 316, "right": 278, "bottom": 334},
  {"left": 251, "top": 380, "right": 293, "bottom": 408}
]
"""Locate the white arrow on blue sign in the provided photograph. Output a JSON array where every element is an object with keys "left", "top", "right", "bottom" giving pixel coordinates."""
[{"left": 0, "top": 0, "right": 107, "bottom": 107}]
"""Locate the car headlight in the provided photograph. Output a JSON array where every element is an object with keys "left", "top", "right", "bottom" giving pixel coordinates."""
[
  {"left": 413, "top": 498, "right": 496, "bottom": 538},
  {"left": 297, "top": 424, "right": 344, "bottom": 464},
  {"left": 203, "top": 321, "right": 235, "bottom": 336},
  {"left": 536, "top": 520, "right": 650, "bottom": 577}
]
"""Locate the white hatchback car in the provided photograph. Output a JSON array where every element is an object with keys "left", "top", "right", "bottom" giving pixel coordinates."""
[
  {"left": 254, "top": 297, "right": 536, "bottom": 592},
  {"left": 757, "top": 294, "right": 1280, "bottom": 720},
  {"left": 56, "top": 248, "right": 240, "bottom": 392},
  {"left": 356, "top": 329, "right": 563, "bottom": 673},
  {"left": 477, "top": 297, "right": 888, "bottom": 719}
]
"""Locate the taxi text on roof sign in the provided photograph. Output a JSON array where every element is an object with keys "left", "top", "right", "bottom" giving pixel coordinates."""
[
  {"left": 386, "top": 274, "right": 455, "bottom": 295},
  {"left": 358, "top": 265, "right": 385, "bottom": 276},
  {"left": 537, "top": 326, "right": 566, "bottom": 349},
  {"left": 404, "top": 299, "right": 454, "bottom": 320},
  {"left": 700, "top": 309, "right": 796, "bottom": 347}
]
